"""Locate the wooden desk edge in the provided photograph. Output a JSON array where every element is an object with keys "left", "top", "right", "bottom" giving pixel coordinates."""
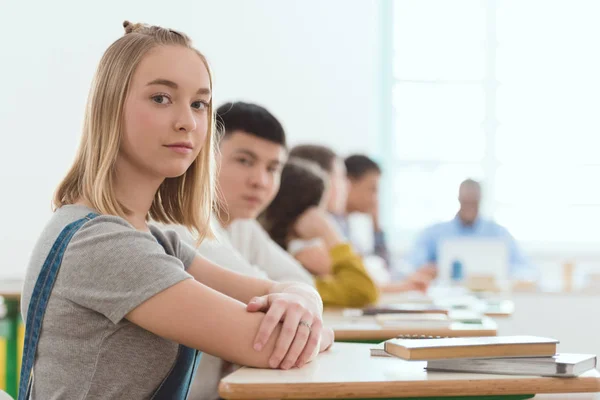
[
  {"left": 0, "top": 293, "right": 21, "bottom": 300},
  {"left": 218, "top": 375, "right": 600, "bottom": 399},
  {"left": 333, "top": 327, "right": 497, "bottom": 341},
  {"left": 484, "top": 311, "right": 513, "bottom": 318}
]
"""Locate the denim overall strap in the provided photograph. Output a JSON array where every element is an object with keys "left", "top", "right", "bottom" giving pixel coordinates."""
[
  {"left": 151, "top": 345, "right": 201, "bottom": 400},
  {"left": 18, "top": 212, "right": 98, "bottom": 400}
]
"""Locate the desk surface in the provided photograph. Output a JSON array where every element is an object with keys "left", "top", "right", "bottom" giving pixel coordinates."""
[
  {"left": 324, "top": 311, "right": 497, "bottom": 341},
  {"left": 219, "top": 342, "right": 600, "bottom": 399},
  {"left": 481, "top": 299, "right": 515, "bottom": 317},
  {"left": 378, "top": 292, "right": 515, "bottom": 318}
]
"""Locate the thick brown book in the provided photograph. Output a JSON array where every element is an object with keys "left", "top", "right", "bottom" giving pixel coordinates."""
[{"left": 384, "top": 336, "right": 559, "bottom": 361}]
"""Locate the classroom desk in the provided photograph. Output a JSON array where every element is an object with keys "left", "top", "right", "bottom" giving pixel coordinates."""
[
  {"left": 0, "top": 280, "right": 22, "bottom": 399},
  {"left": 480, "top": 299, "right": 515, "bottom": 318},
  {"left": 378, "top": 292, "right": 515, "bottom": 318},
  {"left": 324, "top": 311, "right": 497, "bottom": 342},
  {"left": 219, "top": 342, "right": 600, "bottom": 400}
]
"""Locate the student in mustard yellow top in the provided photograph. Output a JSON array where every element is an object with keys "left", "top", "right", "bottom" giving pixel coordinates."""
[
  {"left": 289, "top": 144, "right": 430, "bottom": 293},
  {"left": 259, "top": 158, "right": 379, "bottom": 306}
]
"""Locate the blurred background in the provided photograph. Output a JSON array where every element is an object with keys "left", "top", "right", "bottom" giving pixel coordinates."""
[
  {"left": 2, "top": 0, "right": 600, "bottom": 285},
  {"left": 3, "top": 1, "right": 600, "bottom": 397}
]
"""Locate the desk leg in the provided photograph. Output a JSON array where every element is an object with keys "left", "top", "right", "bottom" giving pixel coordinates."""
[{"left": 5, "top": 298, "right": 19, "bottom": 399}]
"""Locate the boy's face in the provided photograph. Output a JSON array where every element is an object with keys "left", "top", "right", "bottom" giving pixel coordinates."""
[
  {"left": 217, "top": 131, "right": 287, "bottom": 221},
  {"left": 347, "top": 170, "right": 381, "bottom": 214}
]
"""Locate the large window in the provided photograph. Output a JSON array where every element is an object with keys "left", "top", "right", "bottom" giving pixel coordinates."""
[{"left": 388, "top": 0, "right": 600, "bottom": 244}]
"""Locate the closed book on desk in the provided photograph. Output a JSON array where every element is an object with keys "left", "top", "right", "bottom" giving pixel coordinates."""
[
  {"left": 426, "top": 353, "right": 597, "bottom": 377},
  {"left": 371, "top": 334, "right": 453, "bottom": 357},
  {"left": 363, "top": 303, "right": 448, "bottom": 316},
  {"left": 384, "top": 336, "right": 558, "bottom": 361}
]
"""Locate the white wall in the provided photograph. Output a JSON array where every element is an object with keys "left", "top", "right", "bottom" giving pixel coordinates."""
[{"left": 0, "top": 0, "right": 383, "bottom": 278}]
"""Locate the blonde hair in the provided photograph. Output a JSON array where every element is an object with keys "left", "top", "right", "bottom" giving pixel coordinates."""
[{"left": 54, "top": 21, "right": 215, "bottom": 241}]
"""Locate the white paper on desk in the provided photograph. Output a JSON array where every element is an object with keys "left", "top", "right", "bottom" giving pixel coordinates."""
[{"left": 342, "top": 308, "right": 364, "bottom": 318}]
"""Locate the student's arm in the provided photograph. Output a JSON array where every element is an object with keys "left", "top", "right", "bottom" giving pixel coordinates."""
[
  {"left": 66, "top": 219, "right": 332, "bottom": 371},
  {"left": 371, "top": 204, "right": 392, "bottom": 267},
  {"left": 167, "top": 223, "right": 322, "bottom": 313},
  {"left": 293, "top": 244, "right": 332, "bottom": 276},
  {"left": 406, "top": 227, "right": 438, "bottom": 272},
  {"left": 173, "top": 222, "right": 270, "bottom": 280},
  {"left": 315, "top": 243, "right": 380, "bottom": 307},
  {"left": 295, "top": 208, "right": 380, "bottom": 307},
  {"left": 186, "top": 253, "right": 296, "bottom": 304},
  {"left": 127, "top": 259, "right": 330, "bottom": 370},
  {"left": 187, "top": 253, "right": 323, "bottom": 327},
  {"left": 373, "top": 229, "right": 392, "bottom": 267},
  {"left": 379, "top": 274, "right": 430, "bottom": 293},
  {"left": 227, "top": 220, "right": 315, "bottom": 285}
]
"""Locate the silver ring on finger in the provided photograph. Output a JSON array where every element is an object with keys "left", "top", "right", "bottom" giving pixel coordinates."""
[{"left": 298, "top": 320, "right": 312, "bottom": 332}]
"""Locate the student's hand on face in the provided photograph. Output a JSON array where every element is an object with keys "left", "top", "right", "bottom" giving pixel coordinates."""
[
  {"left": 293, "top": 207, "right": 333, "bottom": 240},
  {"left": 246, "top": 292, "right": 324, "bottom": 369}
]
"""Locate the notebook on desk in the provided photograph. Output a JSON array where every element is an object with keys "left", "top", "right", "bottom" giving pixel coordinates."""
[
  {"left": 370, "top": 335, "right": 453, "bottom": 357},
  {"left": 426, "top": 353, "right": 597, "bottom": 378},
  {"left": 362, "top": 303, "right": 449, "bottom": 316},
  {"left": 383, "top": 336, "right": 559, "bottom": 361}
]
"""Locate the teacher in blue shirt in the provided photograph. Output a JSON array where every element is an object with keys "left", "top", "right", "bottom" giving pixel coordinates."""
[{"left": 407, "top": 179, "right": 536, "bottom": 280}]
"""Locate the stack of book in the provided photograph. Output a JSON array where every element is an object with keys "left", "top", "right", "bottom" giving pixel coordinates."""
[{"left": 373, "top": 336, "right": 597, "bottom": 378}]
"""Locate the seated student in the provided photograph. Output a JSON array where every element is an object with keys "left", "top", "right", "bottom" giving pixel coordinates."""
[
  {"left": 345, "top": 154, "right": 391, "bottom": 267},
  {"left": 408, "top": 179, "right": 537, "bottom": 281},
  {"left": 289, "top": 145, "right": 429, "bottom": 292},
  {"left": 259, "top": 158, "right": 354, "bottom": 276},
  {"left": 288, "top": 145, "right": 350, "bottom": 237},
  {"left": 257, "top": 158, "right": 380, "bottom": 298},
  {"left": 262, "top": 158, "right": 430, "bottom": 294},
  {"left": 210, "top": 101, "right": 378, "bottom": 307},
  {"left": 21, "top": 22, "right": 332, "bottom": 400}
]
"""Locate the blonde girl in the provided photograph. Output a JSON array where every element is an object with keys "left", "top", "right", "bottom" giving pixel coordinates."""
[{"left": 19, "top": 21, "right": 332, "bottom": 400}]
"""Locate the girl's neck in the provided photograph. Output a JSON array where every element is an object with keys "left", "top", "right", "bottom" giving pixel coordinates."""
[{"left": 107, "top": 157, "right": 164, "bottom": 231}]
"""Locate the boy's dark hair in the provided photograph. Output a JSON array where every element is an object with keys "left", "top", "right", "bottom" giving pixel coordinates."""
[
  {"left": 288, "top": 144, "right": 337, "bottom": 173},
  {"left": 259, "top": 158, "right": 328, "bottom": 249},
  {"left": 344, "top": 154, "right": 381, "bottom": 179},
  {"left": 216, "top": 102, "right": 286, "bottom": 147}
]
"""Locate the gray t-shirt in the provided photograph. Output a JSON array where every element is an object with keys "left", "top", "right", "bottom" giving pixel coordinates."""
[{"left": 21, "top": 204, "right": 196, "bottom": 399}]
